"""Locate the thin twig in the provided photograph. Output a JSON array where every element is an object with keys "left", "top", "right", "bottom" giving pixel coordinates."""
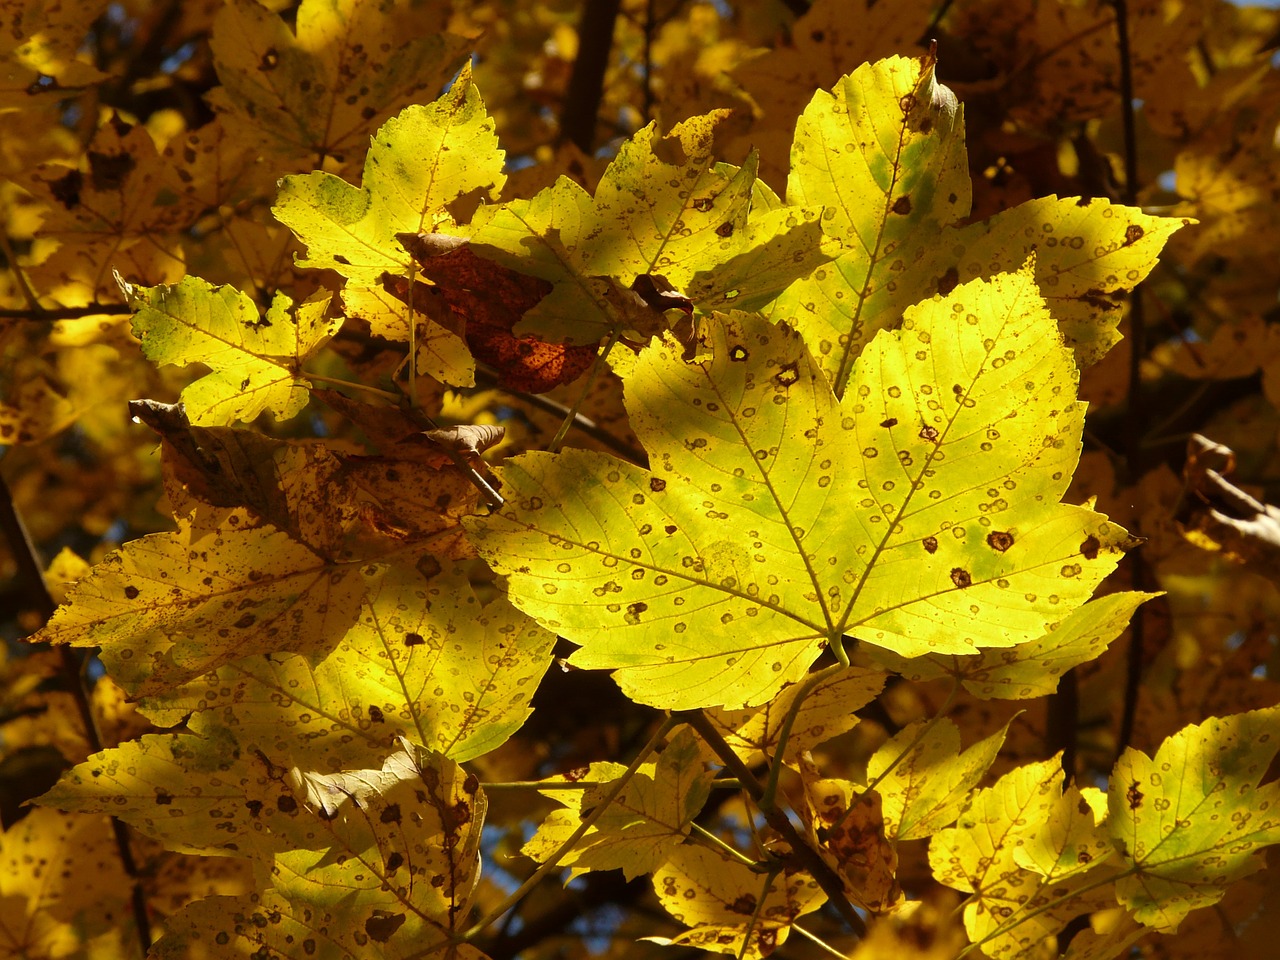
[{"left": 0, "top": 303, "right": 132, "bottom": 320}]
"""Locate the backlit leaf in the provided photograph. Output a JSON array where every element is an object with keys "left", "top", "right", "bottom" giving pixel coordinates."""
[
  {"left": 273, "top": 69, "right": 504, "bottom": 384},
  {"left": 467, "top": 113, "right": 836, "bottom": 345},
  {"left": 522, "top": 727, "right": 713, "bottom": 880},
  {"left": 868, "top": 718, "right": 1008, "bottom": 841},
  {"left": 1109, "top": 705, "right": 1280, "bottom": 931},
  {"left": 705, "top": 666, "right": 887, "bottom": 762},
  {"left": 120, "top": 274, "right": 338, "bottom": 426},
  {"left": 764, "top": 54, "right": 1190, "bottom": 393},
  {"left": 208, "top": 0, "right": 470, "bottom": 165},
  {"left": 930, "top": 758, "right": 1119, "bottom": 958},
  {"left": 646, "top": 845, "right": 826, "bottom": 960},
  {"left": 468, "top": 266, "right": 1130, "bottom": 710},
  {"left": 140, "top": 564, "right": 555, "bottom": 770},
  {"left": 872, "top": 591, "right": 1156, "bottom": 699}
]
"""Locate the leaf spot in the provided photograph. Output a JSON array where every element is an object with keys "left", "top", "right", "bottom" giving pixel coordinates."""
[
  {"left": 950, "top": 568, "right": 972, "bottom": 588},
  {"left": 986, "top": 531, "right": 1014, "bottom": 552}
]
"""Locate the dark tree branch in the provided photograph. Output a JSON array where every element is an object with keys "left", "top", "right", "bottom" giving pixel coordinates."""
[
  {"left": 1112, "top": 0, "right": 1149, "bottom": 757},
  {"left": 560, "top": 0, "right": 624, "bottom": 152},
  {"left": 0, "top": 304, "right": 131, "bottom": 321},
  {"left": 0, "top": 472, "right": 153, "bottom": 953}
]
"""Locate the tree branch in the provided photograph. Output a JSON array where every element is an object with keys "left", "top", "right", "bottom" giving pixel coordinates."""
[
  {"left": 559, "top": 0, "right": 624, "bottom": 152},
  {"left": 0, "top": 472, "right": 153, "bottom": 953}
]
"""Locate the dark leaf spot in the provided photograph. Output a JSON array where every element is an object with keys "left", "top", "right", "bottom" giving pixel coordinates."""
[
  {"left": 365, "top": 912, "right": 405, "bottom": 942},
  {"left": 715, "top": 221, "right": 734, "bottom": 237},
  {"left": 155, "top": 791, "right": 173, "bottom": 805},
  {"left": 1126, "top": 781, "right": 1144, "bottom": 809},
  {"left": 880, "top": 417, "right": 898, "bottom": 428},
  {"left": 922, "top": 536, "right": 938, "bottom": 553},
  {"left": 48, "top": 170, "right": 82, "bottom": 208},
  {"left": 650, "top": 477, "right": 667, "bottom": 492},
  {"left": 369, "top": 705, "right": 384, "bottom": 723},
  {"left": 1123, "top": 224, "right": 1144, "bottom": 245},
  {"left": 729, "top": 346, "right": 749, "bottom": 362},
  {"left": 950, "top": 568, "right": 972, "bottom": 588},
  {"left": 1080, "top": 535, "right": 1100, "bottom": 560},
  {"left": 124, "top": 585, "right": 140, "bottom": 599},
  {"left": 774, "top": 362, "right": 800, "bottom": 387},
  {"left": 987, "top": 531, "right": 1014, "bottom": 552},
  {"left": 404, "top": 632, "right": 424, "bottom": 647},
  {"left": 919, "top": 424, "right": 940, "bottom": 442},
  {"left": 892, "top": 195, "right": 912, "bottom": 215},
  {"left": 938, "top": 266, "right": 959, "bottom": 296},
  {"left": 260, "top": 48, "right": 280, "bottom": 70}
]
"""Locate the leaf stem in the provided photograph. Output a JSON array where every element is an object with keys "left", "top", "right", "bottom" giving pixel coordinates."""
[
  {"left": 305, "top": 372, "right": 405, "bottom": 404},
  {"left": 736, "top": 864, "right": 781, "bottom": 960},
  {"left": 790, "top": 921, "right": 850, "bottom": 960},
  {"left": 865, "top": 680, "right": 959, "bottom": 795},
  {"left": 460, "top": 715, "right": 679, "bottom": 941},
  {"left": 0, "top": 232, "right": 41, "bottom": 312},
  {"left": 677, "top": 709, "right": 868, "bottom": 938},
  {"left": 549, "top": 333, "right": 619, "bottom": 453},
  {"left": 689, "top": 822, "right": 760, "bottom": 866},
  {"left": 761, "top": 663, "right": 845, "bottom": 812}
]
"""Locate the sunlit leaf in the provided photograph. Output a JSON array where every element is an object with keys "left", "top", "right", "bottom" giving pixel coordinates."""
[
  {"left": 646, "top": 845, "right": 826, "bottom": 960},
  {"left": 120, "top": 274, "right": 338, "bottom": 425},
  {"left": 871, "top": 592, "right": 1156, "bottom": 699},
  {"left": 930, "top": 757, "right": 1119, "bottom": 958},
  {"left": 1109, "top": 705, "right": 1280, "bottom": 931},
  {"left": 468, "top": 267, "right": 1130, "bottom": 709},
  {"left": 868, "top": 718, "right": 1008, "bottom": 841},
  {"left": 523, "top": 727, "right": 713, "bottom": 880}
]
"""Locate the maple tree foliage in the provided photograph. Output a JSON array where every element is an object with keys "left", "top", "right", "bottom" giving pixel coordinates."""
[{"left": 3, "top": 0, "right": 1280, "bottom": 958}]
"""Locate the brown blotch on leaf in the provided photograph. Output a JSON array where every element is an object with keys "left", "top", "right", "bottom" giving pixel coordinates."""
[
  {"left": 919, "top": 424, "right": 940, "bottom": 442},
  {"left": 987, "top": 531, "right": 1014, "bottom": 552},
  {"left": 922, "top": 536, "right": 938, "bottom": 554},
  {"left": 369, "top": 705, "right": 385, "bottom": 723},
  {"left": 155, "top": 791, "right": 173, "bottom": 805},
  {"left": 124, "top": 585, "right": 140, "bottom": 599},
  {"left": 386, "top": 851, "right": 404, "bottom": 872},
  {"left": 774, "top": 362, "right": 800, "bottom": 387},
  {"left": 380, "top": 804, "right": 402, "bottom": 824},
  {"left": 715, "top": 221, "right": 734, "bottom": 237},
  {"left": 729, "top": 345, "right": 749, "bottom": 362},
  {"left": 404, "top": 632, "right": 424, "bottom": 647},
  {"left": 1080, "top": 535, "right": 1100, "bottom": 560},
  {"left": 1126, "top": 781, "right": 1144, "bottom": 810},
  {"left": 950, "top": 568, "right": 972, "bottom": 588},
  {"left": 48, "top": 169, "right": 82, "bottom": 208},
  {"left": 277, "top": 795, "right": 297, "bottom": 813},
  {"left": 892, "top": 195, "right": 912, "bottom": 215},
  {"left": 365, "top": 912, "right": 406, "bottom": 943},
  {"left": 650, "top": 477, "right": 667, "bottom": 493},
  {"left": 937, "top": 266, "right": 959, "bottom": 296},
  {"left": 1124, "top": 224, "right": 1145, "bottom": 245},
  {"left": 88, "top": 150, "right": 136, "bottom": 191},
  {"left": 260, "top": 48, "right": 280, "bottom": 70},
  {"left": 692, "top": 197, "right": 713, "bottom": 212},
  {"left": 880, "top": 417, "right": 898, "bottom": 428},
  {"left": 730, "top": 893, "right": 757, "bottom": 915}
]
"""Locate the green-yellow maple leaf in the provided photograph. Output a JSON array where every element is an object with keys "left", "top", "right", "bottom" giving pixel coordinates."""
[
  {"left": 1109, "top": 705, "right": 1280, "bottom": 931},
  {"left": 871, "top": 591, "right": 1157, "bottom": 699},
  {"left": 139, "top": 564, "right": 555, "bottom": 770},
  {"left": 705, "top": 666, "right": 886, "bottom": 762},
  {"left": 36, "top": 717, "right": 312, "bottom": 858},
  {"left": 273, "top": 68, "right": 505, "bottom": 385},
  {"left": 522, "top": 727, "right": 713, "bottom": 881},
  {"left": 208, "top": 0, "right": 470, "bottom": 165},
  {"left": 465, "top": 112, "right": 837, "bottom": 345},
  {"left": 32, "top": 507, "right": 368, "bottom": 694},
  {"left": 766, "top": 52, "right": 1190, "bottom": 394},
  {"left": 929, "top": 758, "right": 1118, "bottom": 958},
  {"left": 467, "top": 266, "right": 1130, "bottom": 710},
  {"left": 151, "top": 742, "right": 486, "bottom": 960},
  {"left": 120, "top": 274, "right": 338, "bottom": 426},
  {"left": 646, "top": 845, "right": 826, "bottom": 960},
  {"left": 867, "top": 718, "right": 1008, "bottom": 841}
]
